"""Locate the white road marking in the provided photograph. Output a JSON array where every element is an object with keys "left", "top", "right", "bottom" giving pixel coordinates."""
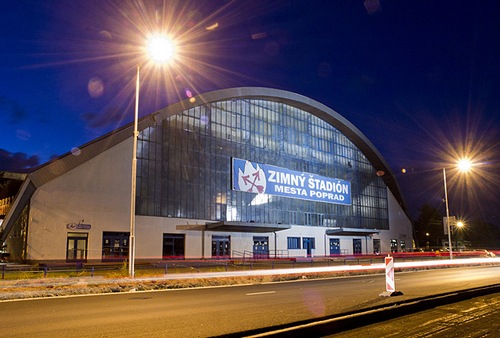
[{"left": 246, "top": 291, "right": 276, "bottom": 296}]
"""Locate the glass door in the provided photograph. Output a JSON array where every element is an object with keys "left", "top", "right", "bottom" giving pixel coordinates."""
[
  {"left": 212, "top": 235, "right": 231, "bottom": 258},
  {"left": 253, "top": 236, "right": 269, "bottom": 259},
  {"left": 329, "top": 238, "right": 340, "bottom": 255},
  {"left": 353, "top": 238, "right": 362, "bottom": 254},
  {"left": 66, "top": 233, "right": 88, "bottom": 262}
]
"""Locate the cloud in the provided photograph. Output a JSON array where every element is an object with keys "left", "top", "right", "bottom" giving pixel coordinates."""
[
  {"left": 81, "top": 107, "right": 126, "bottom": 129},
  {"left": 0, "top": 149, "right": 40, "bottom": 171},
  {"left": 0, "top": 97, "right": 27, "bottom": 124}
]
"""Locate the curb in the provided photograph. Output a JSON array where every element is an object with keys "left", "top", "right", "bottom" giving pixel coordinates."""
[{"left": 215, "top": 283, "right": 500, "bottom": 337}]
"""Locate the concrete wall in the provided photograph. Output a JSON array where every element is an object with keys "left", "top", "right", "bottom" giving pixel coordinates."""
[
  {"left": 26, "top": 139, "right": 132, "bottom": 261},
  {"left": 24, "top": 140, "right": 413, "bottom": 262},
  {"left": 376, "top": 188, "right": 413, "bottom": 253}
]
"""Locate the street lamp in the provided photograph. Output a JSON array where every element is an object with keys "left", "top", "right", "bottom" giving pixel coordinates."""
[
  {"left": 129, "top": 34, "right": 176, "bottom": 277},
  {"left": 443, "top": 167, "right": 452, "bottom": 259},
  {"left": 443, "top": 158, "right": 472, "bottom": 260}
]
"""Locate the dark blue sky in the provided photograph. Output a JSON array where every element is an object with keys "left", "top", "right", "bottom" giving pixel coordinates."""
[{"left": 1, "top": 0, "right": 499, "bottom": 223}]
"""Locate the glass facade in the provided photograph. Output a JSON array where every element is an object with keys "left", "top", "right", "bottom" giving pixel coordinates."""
[{"left": 136, "top": 98, "right": 388, "bottom": 230}]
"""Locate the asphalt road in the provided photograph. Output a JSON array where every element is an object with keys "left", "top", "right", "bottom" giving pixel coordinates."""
[
  {"left": 326, "top": 292, "right": 500, "bottom": 337},
  {"left": 1, "top": 266, "right": 499, "bottom": 337}
]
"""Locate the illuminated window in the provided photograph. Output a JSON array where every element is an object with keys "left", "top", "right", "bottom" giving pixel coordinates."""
[
  {"left": 287, "top": 237, "right": 301, "bottom": 249},
  {"left": 136, "top": 98, "right": 389, "bottom": 230}
]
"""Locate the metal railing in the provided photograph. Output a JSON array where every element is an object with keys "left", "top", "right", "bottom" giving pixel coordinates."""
[{"left": 1, "top": 250, "right": 496, "bottom": 280}]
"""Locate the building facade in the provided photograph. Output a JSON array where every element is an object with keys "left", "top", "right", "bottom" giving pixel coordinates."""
[{"left": 1, "top": 88, "right": 412, "bottom": 263}]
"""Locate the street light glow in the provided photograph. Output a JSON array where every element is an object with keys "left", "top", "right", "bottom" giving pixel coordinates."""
[
  {"left": 444, "top": 156, "right": 480, "bottom": 260},
  {"left": 147, "top": 34, "right": 176, "bottom": 64},
  {"left": 129, "top": 33, "right": 178, "bottom": 277},
  {"left": 457, "top": 158, "right": 472, "bottom": 172}
]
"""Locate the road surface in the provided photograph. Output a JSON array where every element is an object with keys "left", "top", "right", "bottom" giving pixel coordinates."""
[
  {"left": 1, "top": 265, "right": 499, "bottom": 337},
  {"left": 326, "top": 292, "right": 500, "bottom": 337}
]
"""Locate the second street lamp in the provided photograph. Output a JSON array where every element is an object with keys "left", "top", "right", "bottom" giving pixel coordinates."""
[
  {"left": 129, "top": 34, "right": 176, "bottom": 277},
  {"left": 443, "top": 158, "right": 473, "bottom": 260},
  {"left": 456, "top": 221, "right": 465, "bottom": 250},
  {"left": 443, "top": 167, "right": 452, "bottom": 259}
]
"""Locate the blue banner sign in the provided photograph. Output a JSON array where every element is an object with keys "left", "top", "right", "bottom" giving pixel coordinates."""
[{"left": 232, "top": 158, "right": 351, "bottom": 205}]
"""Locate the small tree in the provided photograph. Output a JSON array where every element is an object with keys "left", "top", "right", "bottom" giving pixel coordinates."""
[
  {"left": 462, "top": 219, "right": 500, "bottom": 250},
  {"left": 414, "top": 204, "right": 444, "bottom": 250}
]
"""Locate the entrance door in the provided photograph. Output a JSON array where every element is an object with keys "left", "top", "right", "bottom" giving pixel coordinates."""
[
  {"left": 329, "top": 238, "right": 341, "bottom": 255},
  {"left": 303, "top": 237, "right": 315, "bottom": 257},
  {"left": 373, "top": 239, "right": 381, "bottom": 254},
  {"left": 212, "top": 235, "right": 231, "bottom": 259},
  {"left": 353, "top": 238, "right": 362, "bottom": 254},
  {"left": 390, "top": 239, "right": 398, "bottom": 253},
  {"left": 163, "top": 234, "right": 185, "bottom": 259},
  {"left": 253, "top": 236, "right": 269, "bottom": 259},
  {"left": 66, "top": 233, "right": 88, "bottom": 262}
]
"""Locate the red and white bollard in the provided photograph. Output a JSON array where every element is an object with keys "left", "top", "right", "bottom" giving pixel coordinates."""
[
  {"left": 379, "top": 255, "right": 403, "bottom": 297},
  {"left": 385, "top": 256, "right": 395, "bottom": 292}
]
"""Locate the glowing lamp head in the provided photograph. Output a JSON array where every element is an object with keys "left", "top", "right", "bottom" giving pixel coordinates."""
[
  {"left": 457, "top": 158, "right": 472, "bottom": 172},
  {"left": 456, "top": 221, "right": 464, "bottom": 228},
  {"left": 147, "top": 34, "right": 176, "bottom": 64}
]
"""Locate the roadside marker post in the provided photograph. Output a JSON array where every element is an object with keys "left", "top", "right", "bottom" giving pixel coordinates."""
[
  {"left": 379, "top": 255, "right": 403, "bottom": 297},
  {"left": 385, "top": 256, "right": 395, "bottom": 292}
]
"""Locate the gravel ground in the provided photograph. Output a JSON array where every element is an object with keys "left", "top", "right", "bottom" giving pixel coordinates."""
[
  {"left": 0, "top": 271, "right": 354, "bottom": 301},
  {"left": 3, "top": 260, "right": 499, "bottom": 301}
]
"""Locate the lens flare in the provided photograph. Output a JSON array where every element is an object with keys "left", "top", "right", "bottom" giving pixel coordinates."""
[
  {"left": 200, "top": 115, "right": 209, "bottom": 125},
  {"left": 146, "top": 34, "right": 176, "bottom": 64},
  {"left": 88, "top": 77, "right": 104, "bottom": 98},
  {"left": 71, "top": 147, "right": 82, "bottom": 156},
  {"left": 16, "top": 129, "right": 31, "bottom": 141}
]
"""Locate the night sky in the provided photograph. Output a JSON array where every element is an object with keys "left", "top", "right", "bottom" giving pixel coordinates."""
[{"left": 1, "top": 0, "right": 499, "bottom": 224}]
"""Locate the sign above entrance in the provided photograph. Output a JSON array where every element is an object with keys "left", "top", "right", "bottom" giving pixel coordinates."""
[
  {"left": 66, "top": 223, "right": 91, "bottom": 230},
  {"left": 232, "top": 158, "right": 351, "bottom": 205}
]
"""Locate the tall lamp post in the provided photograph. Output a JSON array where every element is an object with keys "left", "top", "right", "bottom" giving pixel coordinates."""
[
  {"left": 443, "top": 158, "right": 472, "bottom": 260},
  {"left": 455, "top": 221, "right": 464, "bottom": 250},
  {"left": 129, "top": 34, "right": 176, "bottom": 277},
  {"left": 443, "top": 167, "right": 452, "bottom": 259}
]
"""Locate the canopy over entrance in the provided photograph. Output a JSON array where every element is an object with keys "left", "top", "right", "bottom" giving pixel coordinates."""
[
  {"left": 325, "top": 227, "right": 380, "bottom": 236},
  {"left": 177, "top": 221, "right": 291, "bottom": 233}
]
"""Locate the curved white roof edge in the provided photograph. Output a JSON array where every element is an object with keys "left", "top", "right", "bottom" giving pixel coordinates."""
[
  {"left": 153, "top": 87, "right": 405, "bottom": 209},
  {"left": 10, "top": 87, "right": 407, "bottom": 227}
]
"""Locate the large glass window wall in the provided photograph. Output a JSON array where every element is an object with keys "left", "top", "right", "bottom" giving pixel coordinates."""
[{"left": 136, "top": 99, "right": 388, "bottom": 230}]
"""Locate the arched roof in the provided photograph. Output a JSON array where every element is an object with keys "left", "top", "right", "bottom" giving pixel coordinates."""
[
  {"left": 152, "top": 87, "right": 407, "bottom": 210},
  {"left": 2, "top": 87, "right": 407, "bottom": 241}
]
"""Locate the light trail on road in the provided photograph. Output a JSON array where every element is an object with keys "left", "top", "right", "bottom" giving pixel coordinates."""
[
  {"left": 152, "top": 257, "right": 500, "bottom": 281},
  {"left": 1, "top": 266, "right": 499, "bottom": 337}
]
